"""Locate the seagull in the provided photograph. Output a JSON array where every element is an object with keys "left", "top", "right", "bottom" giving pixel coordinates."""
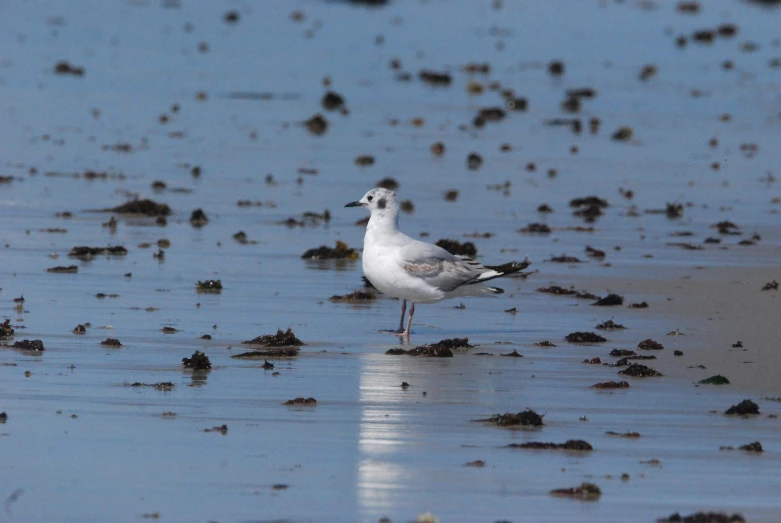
[{"left": 345, "top": 188, "right": 530, "bottom": 336}]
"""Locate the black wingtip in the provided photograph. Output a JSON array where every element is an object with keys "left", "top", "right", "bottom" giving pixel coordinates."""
[{"left": 485, "top": 259, "right": 532, "bottom": 275}]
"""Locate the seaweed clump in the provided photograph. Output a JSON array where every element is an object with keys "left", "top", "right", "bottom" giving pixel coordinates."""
[
  {"left": 619, "top": 364, "right": 663, "bottom": 377},
  {"left": 565, "top": 332, "right": 607, "bottom": 343},
  {"left": 508, "top": 440, "right": 592, "bottom": 451},
  {"left": 699, "top": 375, "right": 730, "bottom": 385},
  {"left": 301, "top": 241, "right": 358, "bottom": 260},
  {"left": 329, "top": 290, "right": 375, "bottom": 301},
  {"left": 638, "top": 339, "right": 664, "bottom": 350},
  {"left": 196, "top": 280, "right": 222, "bottom": 293},
  {"left": 591, "top": 381, "right": 630, "bottom": 389},
  {"left": 550, "top": 482, "right": 601, "bottom": 500},
  {"left": 475, "top": 409, "right": 544, "bottom": 427},
  {"left": 724, "top": 399, "right": 759, "bottom": 416},
  {"left": 386, "top": 338, "right": 471, "bottom": 358},
  {"left": 182, "top": 350, "right": 211, "bottom": 371},
  {"left": 596, "top": 320, "right": 626, "bottom": 330},
  {"left": 593, "top": 294, "right": 624, "bottom": 306},
  {"left": 244, "top": 328, "right": 305, "bottom": 347},
  {"left": 435, "top": 239, "right": 477, "bottom": 257},
  {"left": 283, "top": 397, "right": 317, "bottom": 406},
  {"left": 69, "top": 246, "right": 128, "bottom": 258},
  {"left": 108, "top": 199, "right": 171, "bottom": 216},
  {"left": 657, "top": 512, "right": 745, "bottom": 523},
  {"left": 0, "top": 319, "right": 14, "bottom": 337},
  {"left": 13, "top": 339, "right": 44, "bottom": 351}
]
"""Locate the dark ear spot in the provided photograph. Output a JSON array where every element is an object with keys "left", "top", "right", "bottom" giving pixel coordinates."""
[{"left": 377, "top": 197, "right": 386, "bottom": 209}]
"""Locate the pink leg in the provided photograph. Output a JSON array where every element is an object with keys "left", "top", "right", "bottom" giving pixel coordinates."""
[
  {"left": 402, "top": 303, "right": 415, "bottom": 336},
  {"left": 380, "top": 299, "right": 408, "bottom": 335},
  {"left": 397, "top": 299, "right": 407, "bottom": 333}
]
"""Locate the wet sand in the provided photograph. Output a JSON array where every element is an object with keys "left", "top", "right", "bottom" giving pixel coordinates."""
[
  {"left": 541, "top": 264, "right": 781, "bottom": 395},
  {"left": 2, "top": 0, "right": 781, "bottom": 521}
]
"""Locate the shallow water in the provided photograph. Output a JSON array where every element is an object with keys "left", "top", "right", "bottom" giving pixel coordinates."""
[{"left": 1, "top": 1, "right": 781, "bottom": 521}]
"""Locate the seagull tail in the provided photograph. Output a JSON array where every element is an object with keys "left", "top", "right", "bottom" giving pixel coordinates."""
[{"left": 474, "top": 259, "right": 532, "bottom": 284}]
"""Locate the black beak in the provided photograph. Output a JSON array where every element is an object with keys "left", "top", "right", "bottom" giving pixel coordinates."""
[{"left": 344, "top": 201, "right": 363, "bottom": 208}]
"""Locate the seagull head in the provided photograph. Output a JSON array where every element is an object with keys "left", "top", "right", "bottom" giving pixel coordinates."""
[{"left": 345, "top": 187, "right": 398, "bottom": 216}]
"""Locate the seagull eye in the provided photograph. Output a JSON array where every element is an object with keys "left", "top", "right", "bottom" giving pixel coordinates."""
[{"left": 367, "top": 195, "right": 374, "bottom": 202}]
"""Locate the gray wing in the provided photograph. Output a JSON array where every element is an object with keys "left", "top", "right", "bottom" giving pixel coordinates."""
[{"left": 397, "top": 240, "right": 486, "bottom": 292}]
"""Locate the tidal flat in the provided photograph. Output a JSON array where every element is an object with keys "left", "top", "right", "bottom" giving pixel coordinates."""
[{"left": 1, "top": 1, "right": 780, "bottom": 522}]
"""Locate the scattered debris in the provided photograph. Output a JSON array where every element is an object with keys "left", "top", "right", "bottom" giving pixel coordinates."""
[
  {"left": 596, "top": 320, "right": 626, "bottom": 330},
  {"left": 1, "top": 319, "right": 15, "bottom": 337},
  {"left": 467, "top": 153, "right": 483, "bottom": 170},
  {"left": 106, "top": 199, "right": 171, "bottom": 216},
  {"left": 508, "top": 440, "right": 593, "bottom": 451},
  {"left": 463, "top": 460, "right": 485, "bottom": 468},
  {"left": 519, "top": 223, "right": 552, "bottom": 234},
  {"left": 419, "top": 69, "right": 452, "bottom": 86},
  {"left": 304, "top": 114, "right": 328, "bottom": 135},
  {"left": 656, "top": 512, "right": 746, "bottom": 523},
  {"left": 638, "top": 339, "right": 664, "bottom": 350},
  {"left": 585, "top": 246, "right": 605, "bottom": 258},
  {"left": 69, "top": 246, "right": 128, "bottom": 258},
  {"left": 739, "top": 441, "right": 763, "bottom": 452},
  {"left": 547, "top": 254, "right": 582, "bottom": 263},
  {"left": 500, "top": 350, "right": 523, "bottom": 357},
  {"left": 196, "top": 280, "right": 222, "bottom": 293},
  {"left": 535, "top": 341, "right": 556, "bottom": 347},
  {"left": 436, "top": 239, "right": 477, "bottom": 257},
  {"left": 612, "top": 126, "right": 633, "bottom": 141},
  {"left": 593, "top": 294, "right": 624, "bottom": 306},
  {"left": 605, "top": 431, "right": 641, "bottom": 438},
  {"left": 565, "top": 332, "right": 607, "bottom": 343},
  {"left": 46, "top": 265, "right": 78, "bottom": 273},
  {"left": 13, "top": 339, "right": 44, "bottom": 351},
  {"left": 591, "top": 381, "right": 630, "bottom": 389},
  {"left": 329, "top": 290, "right": 376, "bottom": 301},
  {"left": 724, "top": 399, "right": 759, "bottom": 416},
  {"left": 699, "top": 375, "right": 730, "bottom": 385},
  {"left": 182, "top": 350, "right": 211, "bottom": 370},
  {"left": 721, "top": 441, "right": 763, "bottom": 453},
  {"left": 204, "top": 424, "right": 228, "bottom": 434},
  {"left": 538, "top": 286, "right": 576, "bottom": 296},
  {"left": 243, "top": 328, "right": 304, "bottom": 347},
  {"left": 301, "top": 241, "right": 358, "bottom": 260},
  {"left": 283, "top": 397, "right": 317, "bottom": 406},
  {"left": 54, "top": 60, "right": 85, "bottom": 76},
  {"left": 761, "top": 280, "right": 778, "bottom": 291},
  {"left": 475, "top": 409, "right": 544, "bottom": 427},
  {"left": 189, "top": 209, "right": 208, "bottom": 227},
  {"left": 619, "top": 364, "right": 663, "bottom": 377},
  {"left": 610, "top": 349, "right": 636, "bottom": 357},
  {"left": 321, "top": 91, "right": 345, "bottom": 110},
  {"left": 629, "top": 301, "right": 649, "bottom": 309},
  {"left": 550, "top": 482, "right": 601, "bottom": 500},
  {"left": 130, "top": 382, "right": 174, "bottom": 391},
  {"left": 232, "top": 348, "right": 299, "bottom": 359}
]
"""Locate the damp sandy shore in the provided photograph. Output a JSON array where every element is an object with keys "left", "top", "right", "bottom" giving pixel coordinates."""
[
  {"left": 2, "top": 0, "right": 781, "bottom": 521},
  {"left": 539, "top": 263, "right": 781, "bottom": 396}
]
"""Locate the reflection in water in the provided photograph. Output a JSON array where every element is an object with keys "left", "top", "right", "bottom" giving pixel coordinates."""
[{"left": 358, "top": 355, "right": 410, "bottom": 516}]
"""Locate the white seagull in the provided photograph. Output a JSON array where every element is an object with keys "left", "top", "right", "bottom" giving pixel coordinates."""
[{"left": 345, "top": 188, "right": 530, "bottom": 336}]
